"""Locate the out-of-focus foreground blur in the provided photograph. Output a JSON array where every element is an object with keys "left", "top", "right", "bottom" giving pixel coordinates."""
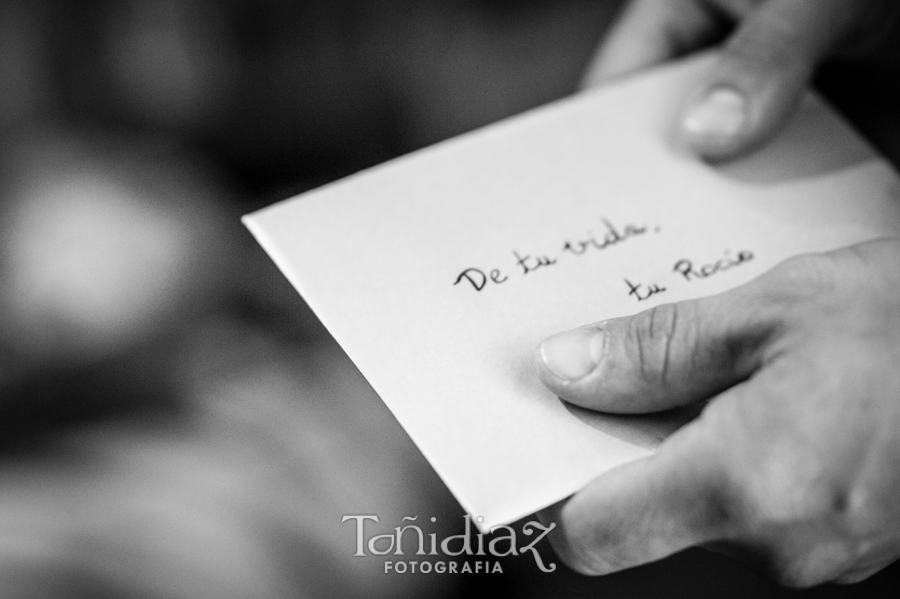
[
  {"left": 3, "top": 1, "right": 900, "bottom": 598},
  {"left": 0, "top": 1, "right": 620, "bottom": 597}
]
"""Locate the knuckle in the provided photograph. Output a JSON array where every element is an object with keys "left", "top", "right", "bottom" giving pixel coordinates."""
[
  {"left": 725, "top": 465, "right": 868, "bottom": 584},
  {"left": 696, "top": 476, "right": 745, "bottom": 539},
  {"left": 698, "top": 465, "right": 750, "bottom": 536},
  {"left": 704, "top": 437, "right": 845, "bottom": 531},
  {"left": 742, "top": 467, "right": 846, "bottom": 527},
  {"left": 628, "top": 302, "right": 683, "bottom": 388},
  {"left": 743, "top": 447, "right": 889, "bottom": 539},
  {"left": 840, "top": 483, "right": 889, "bottom": 538},
  {"left": 767, "top": 544, "right": 858, "bottom": 588},
  {"left": 767, "top": 560, "right": 827, "bottom": 588},
  {"left": 684, "top": 404, "right": 745, "bottom": 526},
  {"left": 675, "top": 423, "right": 747, "bottom": 538},
  {"left": 834, "top": 565, "right": 882, "bottom": 585}
]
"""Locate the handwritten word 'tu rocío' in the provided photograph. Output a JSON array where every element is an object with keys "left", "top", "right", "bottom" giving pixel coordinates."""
[
  {"left": 624, "top": 249, "right": 755, "bottom": 303},
  {"left": 453, "top": 218, "right": 655, "bottom": 292},
  {"left": 673, "top": 249, "right": 754, "bottom": 281}
]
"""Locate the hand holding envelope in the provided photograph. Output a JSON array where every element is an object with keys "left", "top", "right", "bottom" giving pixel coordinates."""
[
  {"left": 583, "top": 0, "right": 900, "bottom": 160},
  {"left": 538, "top": 240, "right": 900, "bottom": 585},
  {"left": 246, "top": 43, "right": 900, "bottom": 589},
  {"left": 542, "top": 0, "right": 900, "bottom": 585}
]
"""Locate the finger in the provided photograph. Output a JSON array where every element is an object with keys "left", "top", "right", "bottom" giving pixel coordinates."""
[
  {"left": 535, "top": 282, "right": 775, "bottom": 414},
  {"left": 544, "top": 409, "right": 736, "bottom": 574},
  {"left": 679, "top": 0, "right": 865, "bottom": 160},
  {"left": 581, "top": 0, "right": 725, "bottom": 89}
]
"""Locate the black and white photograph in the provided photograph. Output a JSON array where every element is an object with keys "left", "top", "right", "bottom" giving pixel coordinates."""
[{"left": 2, "top": 1, "right": 900, "bottom": 597}]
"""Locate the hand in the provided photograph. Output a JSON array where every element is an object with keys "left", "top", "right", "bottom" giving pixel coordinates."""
[
  {"left": 535, "top": 238, "right": 900, "bottom": 585},
  {"left": 583, "top": 0, "right": 900, "bottom": 160}
]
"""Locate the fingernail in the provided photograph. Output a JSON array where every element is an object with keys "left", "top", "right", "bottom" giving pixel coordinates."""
[
  {"left": 539, "top": 328, "right": 606, "bottom": 381},
  {"left": 682, "top": 87, "right": 747, "bottom": 139}
]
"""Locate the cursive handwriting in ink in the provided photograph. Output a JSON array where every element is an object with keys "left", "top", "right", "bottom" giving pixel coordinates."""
[
  {"left": 625, "top": 279, "right": 666, "bottom": 302},
  {"left": 563, "top": 219, "right": 650, "bottom": 256},
  {"left": 513, "top": 251, "right": 557, "bottom": 275},
  {"left": 453, "top": 267, "right": 508, "bottom": 291},
  {"left": 673, "top": 250, "right": 754, "bottom": 281},
  {"left": 453, "top": 217, "right": 660, "bottom": 292}
]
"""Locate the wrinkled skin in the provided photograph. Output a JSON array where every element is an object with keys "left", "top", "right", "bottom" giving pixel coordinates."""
[
  {"left": 538, "top": 240, "right": 900, "bottom": 585},
  {"left": 540, "top": 0, "right": 900, "bottom": 586}
]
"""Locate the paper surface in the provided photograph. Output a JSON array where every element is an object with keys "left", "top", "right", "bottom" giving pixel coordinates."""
[{"left": 244, "top": 55, "right": 900, "bottom": 531}]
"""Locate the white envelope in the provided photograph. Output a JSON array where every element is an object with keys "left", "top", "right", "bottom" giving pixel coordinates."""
[{"left": 244, "top": 55, "right": 900, "bottom": 531}]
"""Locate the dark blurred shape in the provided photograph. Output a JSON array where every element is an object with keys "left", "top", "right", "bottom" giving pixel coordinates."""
[{"left": 0, "top": 1, "right": 621, "bottom": 597}]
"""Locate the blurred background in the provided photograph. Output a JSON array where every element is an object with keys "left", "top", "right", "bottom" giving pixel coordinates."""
[{"left": 1, "top": 1, "right": 900, "bottom": 597}]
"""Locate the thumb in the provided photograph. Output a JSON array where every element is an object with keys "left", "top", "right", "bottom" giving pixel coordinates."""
[
  {"left": 680, "top": 0, "right": 860, "bottom": 160},
  {"left": 535, "top": 285, "right": 777, "bottom": 413}
]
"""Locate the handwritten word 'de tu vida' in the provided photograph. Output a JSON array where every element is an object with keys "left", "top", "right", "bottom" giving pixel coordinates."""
[{"left": 453, "top": 218, "right": 654, "bottom": 292}]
